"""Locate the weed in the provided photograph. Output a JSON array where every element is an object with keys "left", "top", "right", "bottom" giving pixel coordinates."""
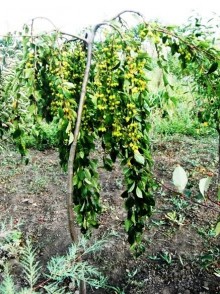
[
  {"left": 126, "top": 268, "right": 138, "bottom": 279},
  {"left": 195, "top": 226, "right": 216, "bottom": 239},
  {"left": 115, "top": 178, "right": 123, "bottom": 189},
  {"left": 214, "top": 268, "right": 220, "bottom": 277},
  {"left": 24, "top": 120, "right": 59, "bottom": 151},
  {"left": 160, "top": 251, "right": 173, "bottom": 265},
  {"left": 109, "top": 286, "right": 125, "bottom": 294},
  {"left": 170, "top": 197, "right": 188, "bottom": 211},
  {"left": 199, "top": 247, "right": 220, "bottom": 269},
  {"left": 28, "top": 175, "right": 49, "bottom": 194},
  {"left": 178, "top": 254, "right": 184, "bottom": 266},
  {"left": 0, "top": 218, "right": 23, "bottom": 263},
  {"left": 150, "top": 219, "right": 166, "bottom": 227},
  {"left": 148, "top": 254, "right": 160, "bottom": 261},
  {"left": 165, "top": 211, "right": 186, "bottom": 226},
  {"left": 0, "top": 228, "right": 113, "bottom": 293}
]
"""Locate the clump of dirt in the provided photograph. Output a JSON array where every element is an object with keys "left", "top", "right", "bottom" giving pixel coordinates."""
[{"left": 0, "top": 135, "right": 219, "bottom": 293}]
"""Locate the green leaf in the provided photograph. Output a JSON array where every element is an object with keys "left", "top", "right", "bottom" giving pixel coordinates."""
[
  {"left": 162, "top": 36, "right": 168, "bottom": 44},
  {"left": 207, "top": 62, "right": 218, "bottom": 74},
  {"left": 63, "top": 81, "right": 75, "bottom": 89},
  {"left": 90, "top": 94, "right": 97, "bottom": 106},
  {"left": 128, "top": 182, "right": 135, "bottom": 193},
  {"left": 13, "top": 128, "right": 22, "bottom": 139},
  {"left": 28, "top": 104, "right": 37, "bottom": 115},
  {"left": 136, "top": 186, "right": 143, "bottom": 198},
  {"left": 85, "top": 178, "right": 92, "bottom": 185},
  {"left": 217, "top": 186, "right": 220, "bottom": 201},
  {"left": 66, "top": 121, "right": 72, "bottom": 133},
  {"left": 134, "top": 150, "right": 145, "bottom": 165},
  {"left": 163, "top": 74, "right": 169, "bottom": 87},
  {"left": 172, "top": 165, "right": 188, "bottom": 192},
  {"left": 125, "top": 197, "right": 135, "bottom": 209},
  {"left": 103, "top": 157, "right": 113, "bottom": 171},
  {"left": 68, "top": 132, "right": 74, "bottom": 145},
  {"left": 199, "top": 177, "right": 211, "bottom": 197},
  {"left": 171, "top": 42, "right": 179, "bottom": 55},
  {"left": 125, "top": 219, "right": 132, "bottom": 232},
  {"left": 84, "top": 168, "right": 91, "bottom": 179},
  {"left": 214, "top": 222, "right": 220, "bottom": 236},
  {"left": 24, "top": 68, "right": 34, "bottom": 79},
  {"left": 73, "top": 175, "right": 78, "bottom": 186}
]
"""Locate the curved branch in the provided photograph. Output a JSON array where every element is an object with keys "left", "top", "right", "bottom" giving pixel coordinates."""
[
  {"left": 109, "top": 10, "right": 220, "bottom": 62},
  {"left": 59, "top": 31, "right": 88, "bottom": 44},
  {"left": 93, "top": 22, "right": 123, "bottom": 39},
  {"left": 67, "top": 30, "right": 94, "bottom": 243},
  {"left": 110, "top": 10, "right": 145, "bottom": 23},
  {"left": 66, "top": 29, "right": 95, "bottom": 294},
  {"left": 30, "top": 16, "right": 58, "bottom": 33},
  {"left": 30, "top": 17, "right": 58, "bottom": 43}
]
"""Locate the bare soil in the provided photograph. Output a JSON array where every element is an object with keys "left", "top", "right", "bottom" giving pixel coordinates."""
[{"left": 0, "top": 135, "right": 219, "bottom": 293}]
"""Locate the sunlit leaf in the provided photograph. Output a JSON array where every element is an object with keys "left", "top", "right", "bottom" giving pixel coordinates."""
[
  {"left": 172, "top": 165, "right": 188, "bottom": 192},
  {"left": 134, "top": 150, "right": 145, "bottom": 165},
  {"left": 199, "top": 177, "right": 211, "bottom": 197},
  {"left": 68, "top": 132, "right": 74, "bottom": 145},
  {"left": 214, "top": 222, "right": 220, "bottom": 236},
  {"left": 136, "top": 186, "right": 143, "bottom": 198},
  {"left": 217, "top": 186, "right": 220, "bottom": 201},
  {"left": 125, "top": 219, "right": 132, "bottom": 232},
  {"left": 128, "top": 182, "right": 135, "bottom": 193}
]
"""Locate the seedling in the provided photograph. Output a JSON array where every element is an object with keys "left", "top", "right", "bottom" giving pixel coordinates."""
[
  {"left": 165, "top": 211, "right": 185, "bottom": 226},
  {"left": 160, "top": 251, "right": 173, "bottom": 264}
]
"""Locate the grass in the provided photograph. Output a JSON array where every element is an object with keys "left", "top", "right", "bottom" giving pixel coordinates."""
[{"left": 150, "top": 101, "right": 216, "bottom": 138}]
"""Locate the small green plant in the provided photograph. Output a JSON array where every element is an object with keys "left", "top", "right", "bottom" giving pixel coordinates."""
[
  {"left": 29, "top": 175, "right": 49, "bottom": 194},
  {"left": 25, "top": 119, "right": 59, "bottom": 151},
  {"left": 0, "top": 230, "right": 115, "bottom": 293},
  {"left": 150, "top": 219, "right": 166, "bottom": 227},
  {"left": 199, "top": 247, "right": 220, "bottom": 269},
  {"left": 148, "top": 254, "right": 160, "bottom": 261},
  {"left": 169, "top": 196, "right": 188, "bottom": 211},
  {"left": 160, "top": 251, "right": 173, "bottom": 265},
  {"left": 20, "top": 240, "right": 41, "bottom": 290},
  {"left": 214, "top": 268, "right": 220, "bottom": 278},
  {"left": 195, "top": 225, "right": 216, "bottom": 239},
  {"left": 126, "top": 268, "right": 138, "bottom": 279},
  {"left": 0, "top": 218, "right": 23, "bottom": 263},
  {"left": 165, "top": 211, "right": 185, "bottom": 226},
  {"left": 109, "top": 286, "right": 125, "bottom": 294}
]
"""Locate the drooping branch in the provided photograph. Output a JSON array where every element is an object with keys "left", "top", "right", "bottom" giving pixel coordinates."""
[
  {"left": 66, "top": 28, "right": 93, "bottom": 294},
  {"left": 67, "top": 35, "right": 91, "bottom": 243},
  {"left": 59, "top": 31, "right": 88, "bottom": 44},
  {"left": 111, "top": 10, "right": 145, "bottom": 23},
  {"left": 66, "top": 18, "right": 126, "bottom": 244}
]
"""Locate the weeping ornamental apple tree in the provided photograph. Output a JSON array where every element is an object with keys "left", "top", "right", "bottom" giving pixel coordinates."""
[{"left": 1, "top": 11, "right": 220, "bottom": 252}]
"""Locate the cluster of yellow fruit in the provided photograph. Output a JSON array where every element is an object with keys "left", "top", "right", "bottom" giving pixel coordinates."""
[
  {"left": 48, "top": 45, "right": 86, "bottom": 121},
  {"left": 122, "top": 44, "right": 149, "bottom": 152},
  {"left": 25, "top": 52, "right": 35, "bottom": 69},
  {"left": 92, "top": 36, "right": 150, "bottom": 155}
]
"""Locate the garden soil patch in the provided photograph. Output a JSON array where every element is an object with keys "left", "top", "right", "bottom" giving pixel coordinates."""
[{"left": 0, "top": 135, "right": 219, "bottom": 293}]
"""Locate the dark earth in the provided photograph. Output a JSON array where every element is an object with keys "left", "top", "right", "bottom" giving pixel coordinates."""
[{"left": 0, "top": 134, "right": 219, "bottom": 293}]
